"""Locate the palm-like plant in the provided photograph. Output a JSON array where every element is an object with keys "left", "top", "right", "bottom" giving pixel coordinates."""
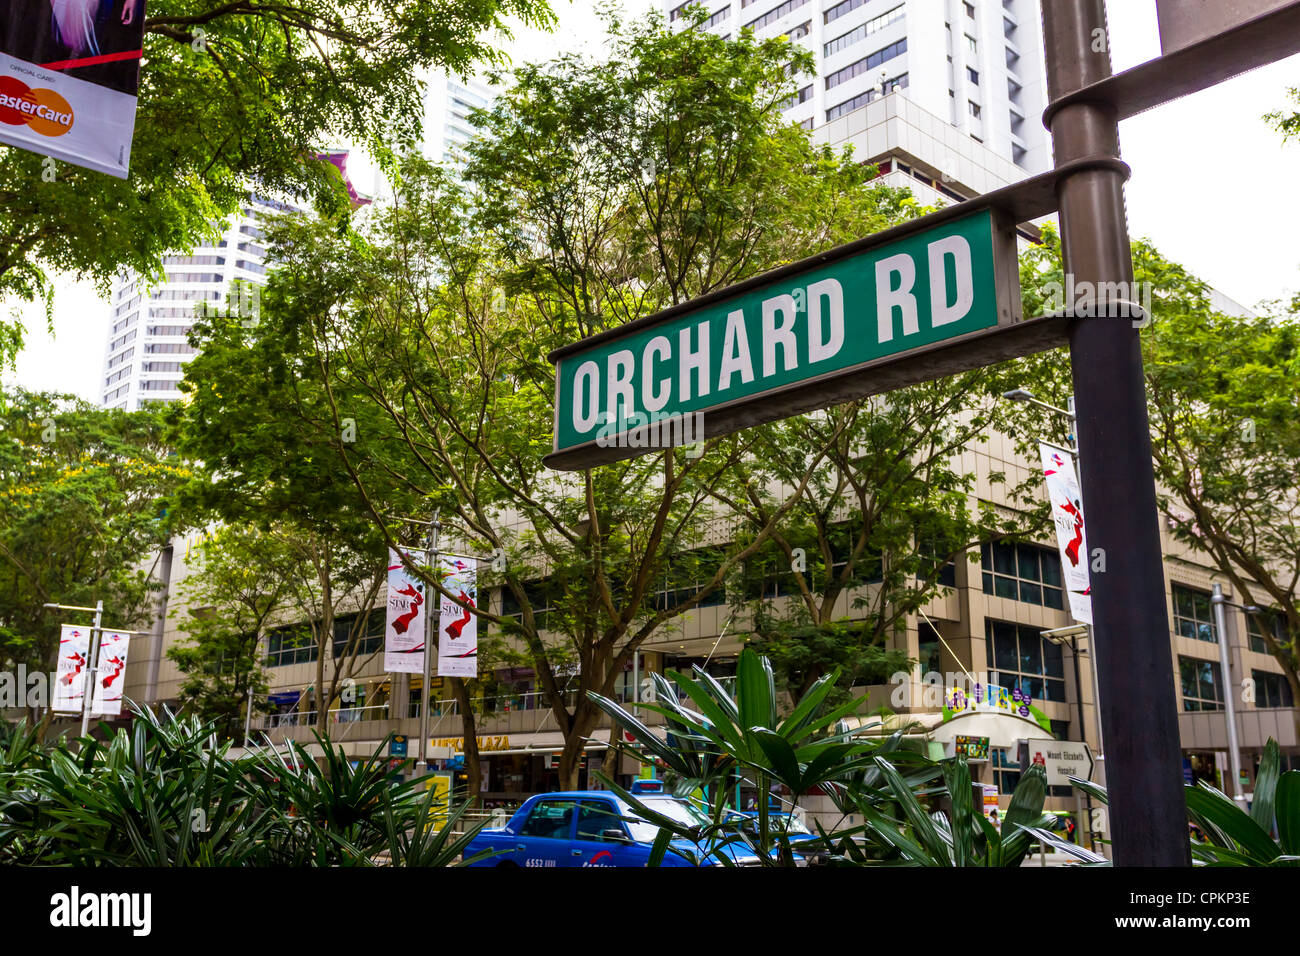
[
  {"left": 835, "top": 756, "right": 1085, "bottom": 866},
  {"left": 589, "top": 647, "right": 929, "bottom": 864},
  {"left": 0, "top": 705, "right": 485, "bottom": 866},
  {"left": 1067, "top": 738, "right": 1299, "bottom": 866}
]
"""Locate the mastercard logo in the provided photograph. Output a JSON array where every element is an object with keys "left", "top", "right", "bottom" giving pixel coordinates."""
[{"left": 0, "top": 76, "right": 73, "bottom": 137}]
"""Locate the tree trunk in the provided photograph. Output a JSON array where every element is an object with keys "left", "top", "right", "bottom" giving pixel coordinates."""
[
  {"left": 313, "top": 548, "right": 333, "bottom": 728},
  {"left": 557, "top": 702, "right": 602, "bottom": 790},
  {"left": 451, "top": 677, "right": 480, "bottom": 803}
]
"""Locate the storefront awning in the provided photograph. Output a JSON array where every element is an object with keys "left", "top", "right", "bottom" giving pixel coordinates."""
[{"left": 930, "top": 710, "right": 1053, "bottom": 752}]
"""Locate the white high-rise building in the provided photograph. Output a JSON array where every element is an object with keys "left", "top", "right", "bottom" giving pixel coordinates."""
[
  {"left": 421, "top": 72, "right": 497, "bottom": 173},
  {"left": 100, "top": 192, "right": 297, "bottom": 411},
  {"left": 668, "top": 0, "right": 1050, "bottom": 203}
]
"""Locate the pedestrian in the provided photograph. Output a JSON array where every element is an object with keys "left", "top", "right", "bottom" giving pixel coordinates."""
[{"left": 988, "top": 809, "right": 1001, "bottom": 833}]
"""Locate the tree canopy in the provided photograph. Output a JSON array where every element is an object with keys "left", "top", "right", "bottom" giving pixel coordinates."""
[{"left": 0, "top": 0, "right": 556, "bottom": 365}]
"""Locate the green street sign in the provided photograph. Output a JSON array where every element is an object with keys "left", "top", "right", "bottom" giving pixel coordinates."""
[{"left": 546, "top": 206, "right": 1027, "bottom": 469}]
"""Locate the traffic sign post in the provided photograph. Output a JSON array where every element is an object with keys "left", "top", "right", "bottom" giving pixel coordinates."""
[{"left": 1042, "top": 0, "right": 1189, "bottom": 867}]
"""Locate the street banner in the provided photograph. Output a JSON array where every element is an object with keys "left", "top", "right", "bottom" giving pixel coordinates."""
[
  {"left": 52, "top": 623, "right": 90, "bottom": 712},
  {"left": 1039, "top": 443, "right": 1093, "bottom": 625},
  {"left": 384, "top": 548, "right": 428, "bottom": 673},
  {"left": 90, "top": 629, "right": 130, "bottom": 715},
  {"left": 436, "top": 556, "right": 478, "bottom": 677},
  {"left": 0, "top": 1, "right": 147, "bottom": 177}
]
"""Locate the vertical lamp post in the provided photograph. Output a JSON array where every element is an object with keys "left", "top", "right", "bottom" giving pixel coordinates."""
[
  {"left": 1210, "top": 585, "right": 1262, "bottom": 805},
  {"left": 417, "top": 513, "right": 442, "bottom": 772}
]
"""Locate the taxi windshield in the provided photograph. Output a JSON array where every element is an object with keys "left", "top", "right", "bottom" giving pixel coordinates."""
[{"left": 623, "top": 796, "right": 709, "bottom": 842}]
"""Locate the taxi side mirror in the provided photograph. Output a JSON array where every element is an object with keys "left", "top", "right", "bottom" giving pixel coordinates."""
[{"left": 602, "top": 828, "right": 631, "bottom": 842}]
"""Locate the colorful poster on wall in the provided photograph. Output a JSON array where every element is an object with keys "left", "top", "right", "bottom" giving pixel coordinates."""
[
  {"left": 1039, "top": 442, "right": 1093, "bottom": 625},
  {"left": 52, "top": 623, "right": 90, "bottom": 712},
  {"left": 0, "top": 1, "right": 147, "bottom": 177},
  {"left": 436, "top": 556, "right": 478, "bottom": 677},
  {"left": 90, "top": 629, "right": 130, "bottom": 715},
  {"left": 384, "top": 548, "right": 428, "bottom": 673},
  {"left": 423, "top": 771, "right": 452, "bottom": 825}
]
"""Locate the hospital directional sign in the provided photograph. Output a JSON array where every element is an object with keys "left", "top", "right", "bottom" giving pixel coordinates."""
[{"left": 545, "top": 204, "right": 1049, "bottom": 470}]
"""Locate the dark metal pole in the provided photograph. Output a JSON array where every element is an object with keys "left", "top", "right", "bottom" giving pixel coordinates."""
[{"left": 1041, "top": 0, "right": 1190, "bottom": 865}]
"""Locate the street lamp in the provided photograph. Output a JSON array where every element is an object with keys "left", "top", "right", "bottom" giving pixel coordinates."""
[
  {"left": 1001, "top": 388, "right": 1076, "bottom": 431},
  {"left": 1210, "top": 586, "right": 1261, "bottom": 806}
]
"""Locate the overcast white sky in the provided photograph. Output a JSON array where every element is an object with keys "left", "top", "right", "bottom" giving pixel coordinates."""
[{"left": 6, "top": 0, "right": 1299, "bottom": 401}]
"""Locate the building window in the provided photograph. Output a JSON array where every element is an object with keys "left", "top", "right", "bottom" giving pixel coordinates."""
[
  {"left": 966, "top": 34, "right": 977, "bottom": 55},
  {"left": 968, "top": 100, "right": 981, "bottom": 118},
  {"left": 785, "top": 19, "right": 811, "bottom": 40},
  {"left": 266, "top": 626, "right": 319, "bottom": 667},
  {"left": 744, "top": 0, "right": 810, "bottom": 31},
  {"left": 1172, "top": 584, "right": 1218, "bottom": 644},
  {"left": 918, "top": 622, "right": 942, "bottom": 677},
  {"left": 824, "top": 0, "right": 897, "bottom": 25},
  {"left": 826, "top": 72, "right": 908, "bottom": 121},
  {"left": 1246, "top": 611, "right": 1285, "bottom": 654},
  {"left": 1252, "top": 670, "right": 1294, "bottom": 708},
  {"left": 967, "top": 66, "right": 979, "bottom": 84},
  {"left": 986, "top": 619, "right": 1067, "bottom": 703},
  {"left": 964, "top": 0, "right": 975, "bottom": 17},
  {"left": 333, "top": 610, "right": 384, "bottom": 658},
  {"left": 980, "top": 542, "right": 1064, "bottom": 610},
  {"left": 823, "top": 3, "right": 904, "bottom": 54},
  {"left": 501, "top": 581, "right": 555, "bottom": 631},
  {"left": 799, "top": 116, "right": 814, "bottom": 130},
  {"left": 824, "top": 38, "right": 907, "bottom": 90},
  {"left": 692, "top": 4, "right": 730, "bottom": 30},
  {"left": 992, "top": 748, "right": 1020, "bottom": 792},
  {"left": 1179, "top": 657, "right": 1223, "bottom": 711},
  {"left": 778, "top": 84, "right": 813, "bottom": 109}
]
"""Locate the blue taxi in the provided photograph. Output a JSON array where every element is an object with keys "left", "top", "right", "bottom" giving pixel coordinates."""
[{"left": 462, "top": 781, "right": 769, "bottom": 867}]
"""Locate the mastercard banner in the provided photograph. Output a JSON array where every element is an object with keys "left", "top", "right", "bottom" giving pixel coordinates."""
[{"left": 0, "top": 1, "right": 147, "bottom": 178}]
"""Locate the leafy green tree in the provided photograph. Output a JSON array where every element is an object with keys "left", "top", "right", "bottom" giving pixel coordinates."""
[
  {"left": 0, "top": 388, "right": 185, "bottom": 716},
  {"left": 0, "top": 0, "right": 555, "bottom": 364},
  {"left": 1016, "top": 226, "right": 1300, "bottom": 738},
  {"left": 724, "top": 381, "right": 1035, "bottom": 700},
  {"left": 208, "top": 13, "right": 926, "bottom": 790},
  {"left": 168, "top": 525, "right": 292, "bottom": 739},
  {"left": 170, "top": 298, "right": 406, "bottom": 730}
]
